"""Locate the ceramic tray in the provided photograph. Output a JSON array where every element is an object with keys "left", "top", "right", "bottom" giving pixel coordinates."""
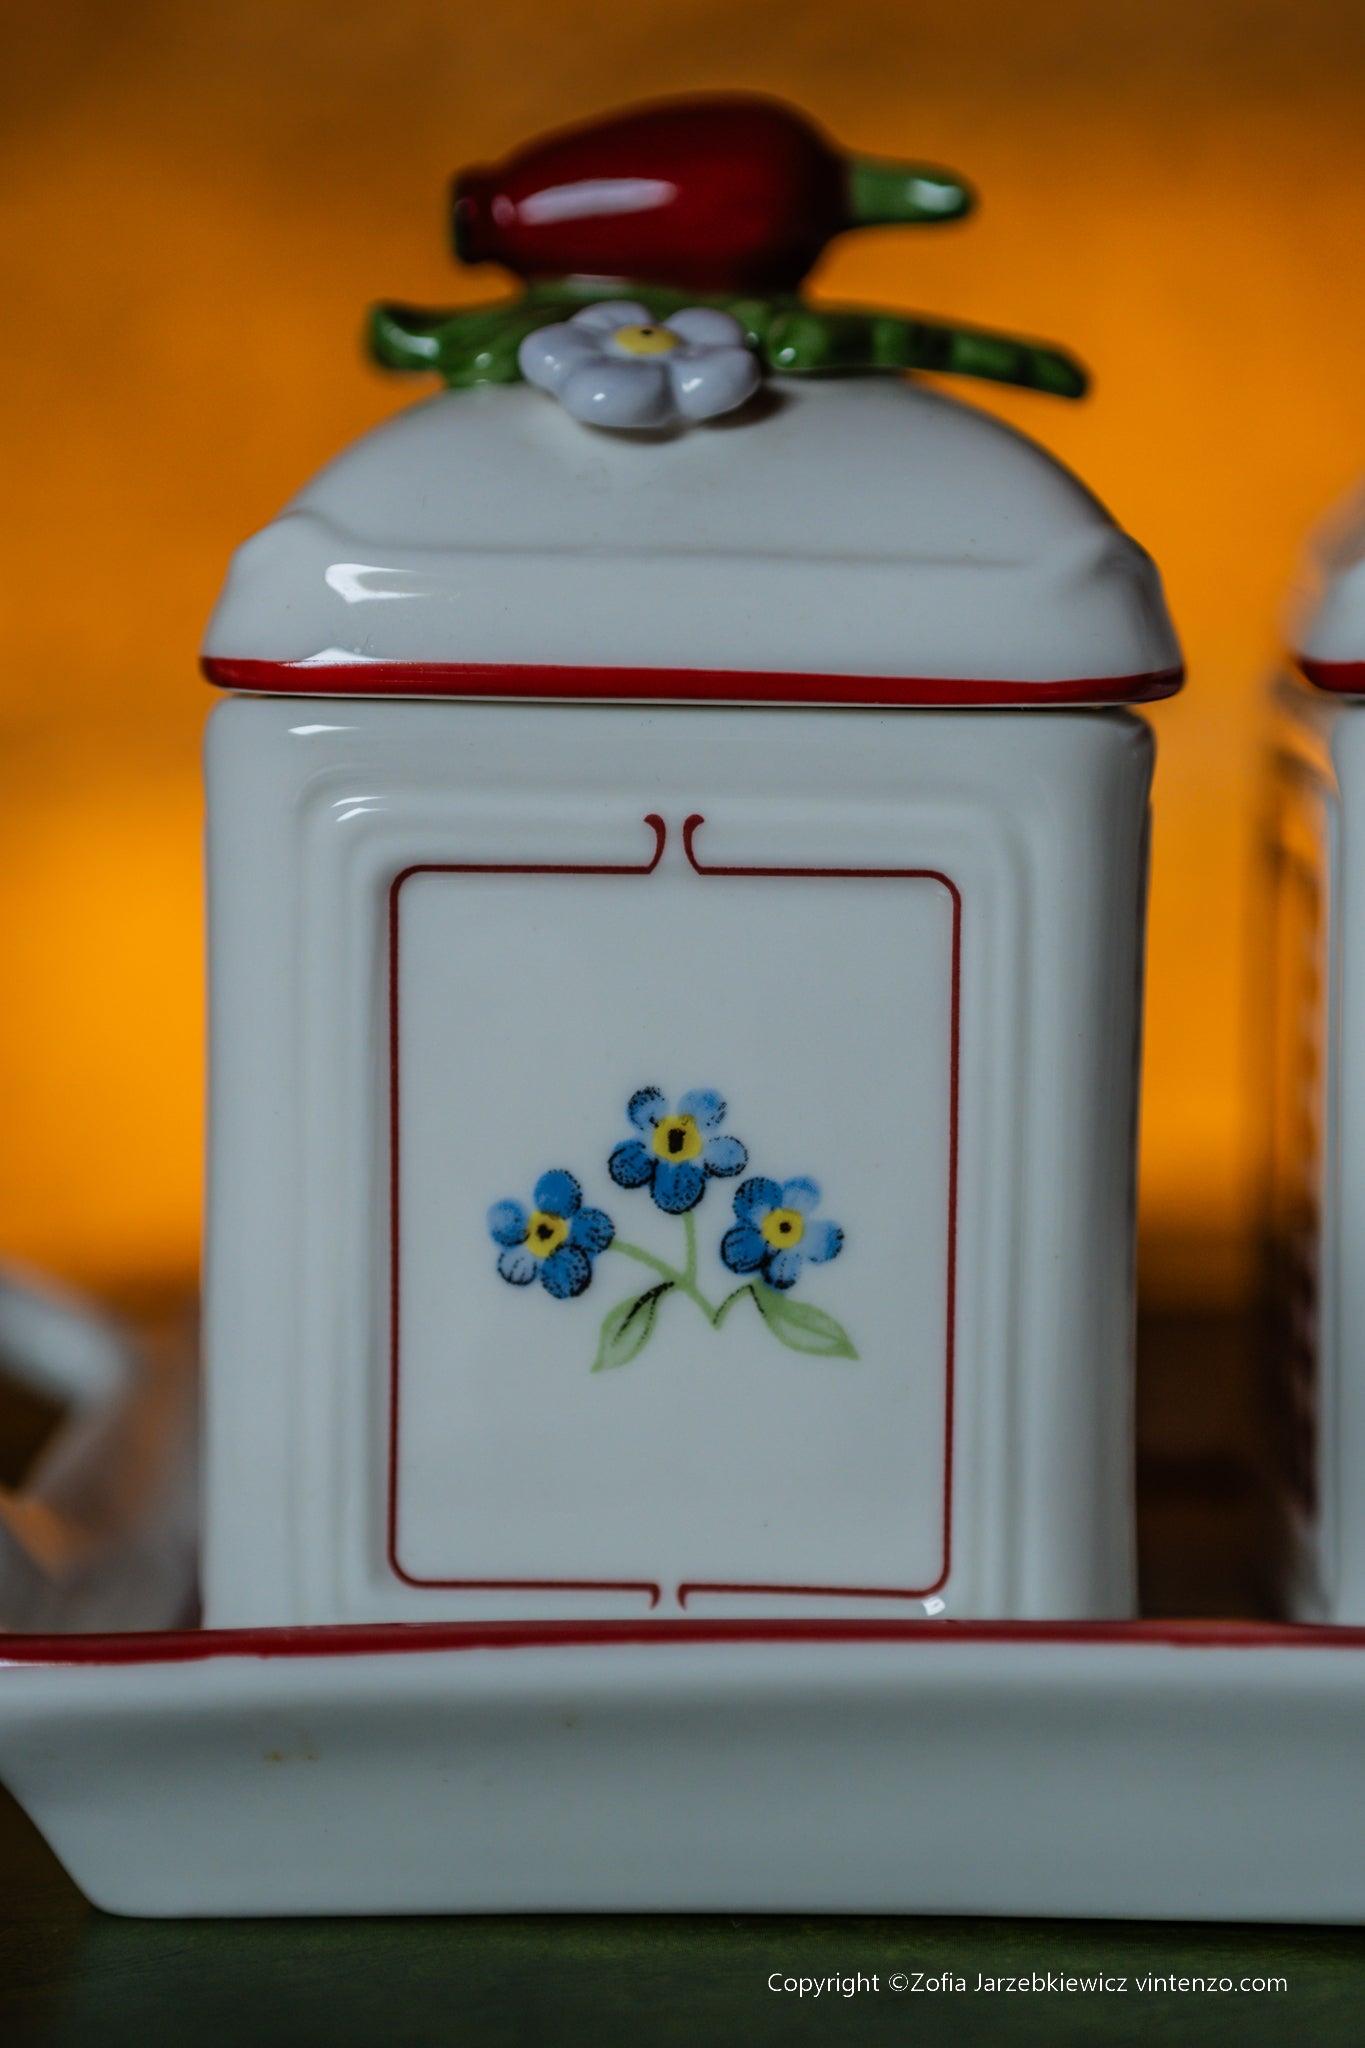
[
  {"left": 0, "top": 1256, "right": 1352, "bottom": 1925},
  {"left": 4, "top": 1615, "right": 1365, "bottom": 1920}
]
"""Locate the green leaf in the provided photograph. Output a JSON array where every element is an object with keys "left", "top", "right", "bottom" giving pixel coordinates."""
[
  {"left": 591, "top": 1283, "right": 672, "bottom": 1372},
  {"left": 367, "top": 302, "right": 450, "bottom": 371},
  {"left": 369, "top": 288, "right": 1085, "bottom": 402},
  {"left": 752, "top": 1282, "right": 858, "bottom": 1359}
]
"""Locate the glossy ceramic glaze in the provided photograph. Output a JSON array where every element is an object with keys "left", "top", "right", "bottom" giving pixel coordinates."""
[
  {"left": 203, "top": 378, "right": 1177, "bottom": 692},
  {"left": 516, "top": 300, "right": 762, "bottom": 428},
  {"left": 451, "top": 94, "right": 973, "bottom": 292},
  {"left": 202, "top": 697, "right": 1150, "bottom": 1628},
  {"left": 199, "top": 363, "right": 1178, "bottom": 1632},
  {"left": 0, "top": 93, "right": 1204, "bottom": 1925},
  {"left": 7, "top": 1622, "right": 1365, "bottom": 1919}
]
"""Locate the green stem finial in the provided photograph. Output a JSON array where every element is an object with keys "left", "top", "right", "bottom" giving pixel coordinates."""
[{"left": 844, "top": 156, "right": 975, "bottom": 228}]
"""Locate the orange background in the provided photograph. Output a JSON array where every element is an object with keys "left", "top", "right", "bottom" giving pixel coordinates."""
[{"left": 3, "top": 0, "right": 1365, "bottom": 1301}]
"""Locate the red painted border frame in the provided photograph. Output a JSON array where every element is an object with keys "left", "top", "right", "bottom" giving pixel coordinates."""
[
  {"left": 203, "top": 656, "right": 1184, "bottom": 710},
  {"left": 673, "top": 814, "right": 959, "bottom": 1608},
  {"left": 386, "top": 814, "right": 960, "bottom": 1611},
  {"left": 387, "top": 814, "right": 669, "bottom": 1606}
]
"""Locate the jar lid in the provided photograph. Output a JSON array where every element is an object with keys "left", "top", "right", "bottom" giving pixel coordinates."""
[
  {"left": 1293, "top": 479, "right": 1365, "bottom": 694},
  {"left": 202, "top": 376, "right": 1182, "bottom": 707}
]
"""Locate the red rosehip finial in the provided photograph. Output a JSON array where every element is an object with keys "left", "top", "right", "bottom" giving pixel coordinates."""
[{"left": 451, "top": 93, "right": 973, "bottom": 296}]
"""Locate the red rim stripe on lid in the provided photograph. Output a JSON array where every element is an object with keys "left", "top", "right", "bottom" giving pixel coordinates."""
[
  {"left": 202, "top": 657, "right": 1184, "bottom": 707},
  {"left": 1298, "top": 655, "right": 1365, "bottom": 695}
]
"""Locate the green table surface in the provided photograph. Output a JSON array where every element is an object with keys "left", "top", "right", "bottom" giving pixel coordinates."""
[{"left": 5, "top": 1783, "right": 1365, "bottom": 2048}]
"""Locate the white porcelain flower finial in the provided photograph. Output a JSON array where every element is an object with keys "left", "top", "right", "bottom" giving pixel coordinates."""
[{"left": 517, "top": 301, "right": 762, "bottom": 430}]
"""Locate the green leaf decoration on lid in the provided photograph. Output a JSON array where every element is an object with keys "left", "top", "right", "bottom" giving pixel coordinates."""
[{"left": 369, "top": 287, "right": 1087, "bottom": 402}]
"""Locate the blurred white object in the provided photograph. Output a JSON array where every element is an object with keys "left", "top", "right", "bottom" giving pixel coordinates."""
[
  {"left": 1267, "top": 479, "right": 1365, "bottom": 1619},
  {"left": 0, "top": 1258, "right": 133, "bottom": 1407},
  {"left": 0, "top": 1268, "right": 197, "bottom": 1633},
  {"left": 1288, "top": 477, "right": 1365, "bottom": 693}
]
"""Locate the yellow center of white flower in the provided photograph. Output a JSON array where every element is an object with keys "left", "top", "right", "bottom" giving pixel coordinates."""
[
  {"left": 526, "top": 1209, "right": 569, "bottom": 1259},
  {"left": 611, "top": 323, "right": 679, "bottom": 356},
  {"left": 760, "top": 1208, "right": 805, "bottom": 1251},
  {"left": 652, "top": 1114, "right": 703, "bottom": 1163}
]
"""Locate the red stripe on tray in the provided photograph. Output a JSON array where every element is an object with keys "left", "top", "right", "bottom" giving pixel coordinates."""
[
  {"left": 202, "top": 657, "right": 1184, "bottom": 708},
  {"left": 5, "top": 1617, "right": 1365, "bottom": 1668}
]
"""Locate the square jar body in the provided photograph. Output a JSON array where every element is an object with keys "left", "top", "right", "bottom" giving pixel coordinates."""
[{"left": 202, "top": 697, "right": 1152, "bottom": 1628}]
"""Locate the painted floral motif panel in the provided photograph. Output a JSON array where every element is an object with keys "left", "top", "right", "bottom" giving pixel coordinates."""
[{"left": 392, "top": 855, "right": 954, "bottom": 1605}]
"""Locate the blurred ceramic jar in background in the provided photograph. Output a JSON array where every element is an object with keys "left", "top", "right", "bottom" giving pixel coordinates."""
[{"left": 1263, "top": 482, "right": 1365, "bottom": 1621}]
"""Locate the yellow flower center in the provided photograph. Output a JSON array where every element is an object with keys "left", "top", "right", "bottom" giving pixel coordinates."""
[
  {"left": 760, "top": 1207, "right": 805, "bottom": 1251},
  {"left": 526, "top": 1209, "right": 569, "bottom": 1259},
  {"left": 652, "top": 1114, "right": 703, "bottom": 1163},
  {"left": 611, "top": 323, "right": 679, "bottom": 356}
]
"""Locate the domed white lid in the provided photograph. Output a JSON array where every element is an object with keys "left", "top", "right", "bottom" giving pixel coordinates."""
[
  {"left": 202, "top": 376, "right": 1182, "bottom": 706},
  {"left": 1293, "top": 478, "right": 1365, "bottom": 693}
]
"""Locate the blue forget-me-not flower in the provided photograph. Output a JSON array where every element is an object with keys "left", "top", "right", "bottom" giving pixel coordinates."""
[
  {"left": 488, "top": 1169, "right": 614, "bottom": 1299},
  {"left": 608, "top": 1088, "right": 747, "bottom": 1214},
  {"left": 720, "top": 1176, "right": 844, "bottom": 1291}
]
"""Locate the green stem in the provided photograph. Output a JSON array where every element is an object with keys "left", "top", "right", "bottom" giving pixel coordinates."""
[
  {"left": 612, "top": 1240, "right": 716, "bottom": 1323},
  {"left": 712, "top": 1284, "right": 756, "bottom": 1329},
  {"left": 610, "top": 1240, "right": 678, "bottom": 1286},
  {"left": 844, "top": 156, "right": 974, "bottom": 227},
  {"left": 611, "top": 1241, "right": 760, "bottom": 1335}
]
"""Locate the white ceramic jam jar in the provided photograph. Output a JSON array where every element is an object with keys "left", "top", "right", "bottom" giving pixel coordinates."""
[
  {"left": 199, "top": 372, "right": 1180, "bottom": 1629},
  {"left": 1265, "top": 482, "right": 1365, "bottom": 1620}
]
